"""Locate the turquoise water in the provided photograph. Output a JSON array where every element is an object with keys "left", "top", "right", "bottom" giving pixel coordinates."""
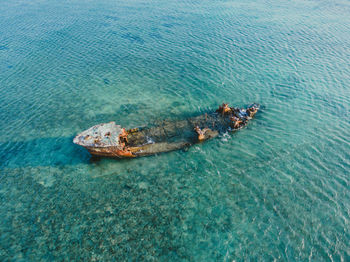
[{"left": 1, "top": 0, "right": 350, "bottom": 260}]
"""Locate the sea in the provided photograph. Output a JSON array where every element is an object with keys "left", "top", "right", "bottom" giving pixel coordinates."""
[{"left": 0, "top": 0, "right": 349, "bottom": 260}]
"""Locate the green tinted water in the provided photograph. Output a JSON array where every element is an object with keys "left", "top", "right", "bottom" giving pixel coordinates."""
[{"left": 1, "top": 0, "right": 349, "bottom": 260}]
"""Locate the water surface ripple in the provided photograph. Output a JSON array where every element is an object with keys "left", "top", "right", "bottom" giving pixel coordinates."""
[{"left": 0, "top": 0, "right": 349, "bottom": 260}]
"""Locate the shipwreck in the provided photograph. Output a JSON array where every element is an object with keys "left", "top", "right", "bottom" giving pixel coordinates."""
[{"left": 73, "top": 103, "right": 259, "bottom": 158}]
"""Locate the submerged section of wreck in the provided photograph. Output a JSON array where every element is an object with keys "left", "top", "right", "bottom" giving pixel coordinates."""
[{"left": 73, "top": 103, "right": 259, "bottom": 158}]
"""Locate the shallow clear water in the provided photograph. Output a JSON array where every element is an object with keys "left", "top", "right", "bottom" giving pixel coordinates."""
[{"left": 1, "top": 0, "right": 350, "bottom": 260}]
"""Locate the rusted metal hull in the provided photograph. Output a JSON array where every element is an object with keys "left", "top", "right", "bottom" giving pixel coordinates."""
[
  {"left": 85, "top": 146, "right": 130, "bottom": 157},
  {"left": 75, "top": 104, "right": 259, "bottom": 159}
]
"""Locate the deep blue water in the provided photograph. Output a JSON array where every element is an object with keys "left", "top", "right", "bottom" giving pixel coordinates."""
[{"left": 1, "top": 0, "right": 350, "bottom": 260}]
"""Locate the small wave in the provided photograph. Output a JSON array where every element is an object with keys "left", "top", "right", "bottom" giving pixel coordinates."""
[
  {"left": 220, "top": 132, "right": 230, "bottom": 142},
  {"left": 146, "top": 136, "right": 155, "bottom": 144}
]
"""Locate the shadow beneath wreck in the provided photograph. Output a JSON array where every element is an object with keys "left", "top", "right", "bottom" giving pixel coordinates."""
[{"left": 0, "top": 136, "right": 91, "bottom": 169}]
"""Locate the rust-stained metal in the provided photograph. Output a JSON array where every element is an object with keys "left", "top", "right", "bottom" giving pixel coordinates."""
[{"left": 73, "top": 103, "right": 260, "bottom": 158}]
